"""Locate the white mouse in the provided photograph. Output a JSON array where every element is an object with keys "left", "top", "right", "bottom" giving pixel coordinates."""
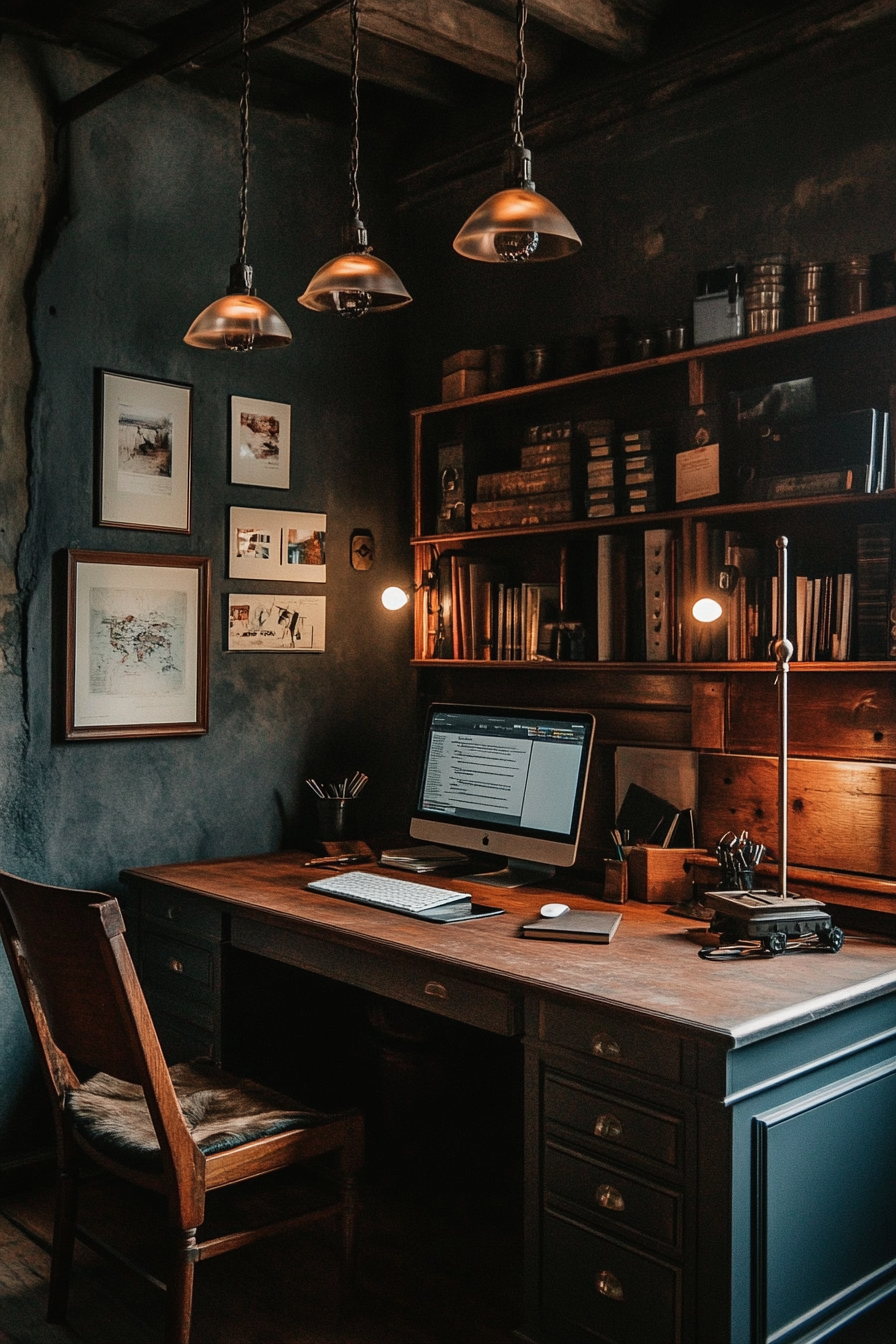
[{"left": 540, "top": 902, "right": 570, "bottom": 918}]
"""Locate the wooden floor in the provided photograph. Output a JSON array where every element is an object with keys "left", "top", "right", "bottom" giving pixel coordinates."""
[
  {"left": 3, "top": 1174, "right": 896, "bottom": 1344},
  {"left": 0, "top": 1166, "right": 521, "bottom": 1344}
]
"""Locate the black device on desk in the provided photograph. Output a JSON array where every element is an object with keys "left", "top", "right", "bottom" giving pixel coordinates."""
[{"left": 409, "top": 703, "right": 595, "bottom": 889}]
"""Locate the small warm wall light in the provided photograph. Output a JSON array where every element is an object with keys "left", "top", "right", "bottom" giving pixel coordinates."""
[
  {"left": 381, "top": 586, "right": 410, "bottom": 611},
  {"left": 690, "top": 564, "right": 740, "bottom": 623}
]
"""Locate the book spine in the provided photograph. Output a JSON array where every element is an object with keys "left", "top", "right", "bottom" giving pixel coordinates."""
[
  {"left": 470, "top": 495, "right": 575, "bottom": 529},
  {"left": 597, "top": 534, "right": 613, "bottom": 661},
  {"left": 520, "top": 442, "right": 572, "bottom": 469},
  {"left": 856, "top": 523, "right": 892, "bottom": 659},
  {"left": 477, "top": 464, "right": 572, "bottom": 501}
]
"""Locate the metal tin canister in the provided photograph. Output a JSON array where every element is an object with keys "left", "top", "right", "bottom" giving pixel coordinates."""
[{"left": 834, "top": 254, "right": 871, "bottom": 316}]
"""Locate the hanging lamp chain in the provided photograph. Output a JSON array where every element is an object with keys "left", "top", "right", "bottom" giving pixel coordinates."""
[
  {"left": 237, "top": 0, "right": 251, "bottom": 267},
  {"left": 512, "top": 0, "right": 527, "bottom": 150},
  {"left": 349, "top": 0, "right": 361, "bottom": 222}
]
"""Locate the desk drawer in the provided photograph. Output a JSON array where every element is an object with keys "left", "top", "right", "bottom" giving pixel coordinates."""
[
  {"left": 542, "top": 1212, "right": 681, "bottom": 1344},
  {"left": 544, "top": 1073, "right": 682, "bottom": 1171},
  {"left": 544, "top": 1142, "right": 681, "bottom": 1251},
  {"left": 139, "top": 886, "right": 222, "bottom": 940},
  {"left": 143, "top": 931, "right": 217, "bottom": 995},
  {"left": 541, "top": 1000, "right": 681, "bottom": 1083},
  {"left": 231, "top": 916, "right": 520, "bottom": 1036}
]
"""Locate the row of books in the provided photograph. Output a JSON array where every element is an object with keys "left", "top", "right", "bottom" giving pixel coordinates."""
[
  {"left": 471, "top": 418, "right": 582, "bottom": 530},
  {"left": 434, "top": 555, "right": 560, "bottom": 660},
  {"left": 427, "top": 524, "right": 896, "bottom": 663}
]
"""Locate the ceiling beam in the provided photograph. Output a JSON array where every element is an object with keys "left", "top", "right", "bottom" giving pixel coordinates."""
[
  {"left": 357, "top": 0, "right": 557, "bottom": 85},
  {"left": 273, "top": 14, "right": 458, "bottom": 103},
  {"left": 525, "top": 0, "right": 664, "bottom": 58},
  {"left": 54, "top": 0, "right": 344, "bottom": 124}
]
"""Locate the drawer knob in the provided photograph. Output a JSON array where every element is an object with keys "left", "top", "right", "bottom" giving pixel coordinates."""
[
  {"left": 592, "top": 1033, "right": 621, "bottom": 1061},
  {"left": 168, "top": 957, "right": 184, "bottom": 974},
  {"left": 424, "top": 981, "right": 448, "bottom": 999},
  {"left": 596, "top": 1184, "right": 625, "bottom": 1212},
  {"left": 166, "top": 906, "right": 180, "bottom": 921},
  {"left": 596, "top": 1269, "right": 625, "bottom": 1301},
  {"left": 594, "top": 1113, "right": 623, "bottom": 1141}
]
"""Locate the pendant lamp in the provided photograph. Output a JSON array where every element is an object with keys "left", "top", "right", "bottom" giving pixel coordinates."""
[
  {"left": 299, "top": 0, "right": 411, "bottom": 316},
  {"left": 454, "top": 0, "right": 581, "bottom": 264},
  {"left": 185, "top": 3, "right": 292, "bottom": 351}
]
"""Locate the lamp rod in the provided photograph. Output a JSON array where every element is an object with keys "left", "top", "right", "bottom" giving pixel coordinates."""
[{"left": 772, "top": 535, "right": 794, "bottom": 897}]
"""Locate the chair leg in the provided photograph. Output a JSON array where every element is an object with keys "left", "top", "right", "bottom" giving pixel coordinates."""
[
  {"left": 47, "top": 1161, "right": 79, "bottom": 1323},
  {"left": 339, "top": 1170, "right": 358, "bottom": 1315},
  {"left": 165, "top": 1229, "right": 198, "bottom": 1344}
]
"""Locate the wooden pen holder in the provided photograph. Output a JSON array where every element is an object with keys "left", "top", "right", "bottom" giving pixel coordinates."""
[
  {"left": 627, "top": 845, "right": 703, "bottom": 904},
  {"left": 602, "top": 858, "right": 628, "bottom": 903}
]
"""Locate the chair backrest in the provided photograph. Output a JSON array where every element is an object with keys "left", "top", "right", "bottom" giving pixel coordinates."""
[{"left": 0, "top": 870, "right": 203, "bottom": 1221}]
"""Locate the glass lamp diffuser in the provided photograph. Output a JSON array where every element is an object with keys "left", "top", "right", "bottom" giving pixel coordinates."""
[
  {"left": 300, "top": 225, "right": 411, "bottom": 315},
  {"left": 454, "top": 152, "right": 581, "bottom": 263},
  {"left": 185, "top": 263, "right": 292, "bottom": 350}
]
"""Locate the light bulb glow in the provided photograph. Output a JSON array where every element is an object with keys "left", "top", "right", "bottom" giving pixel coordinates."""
[
  {"left": 495, "top": 229, "right": 540, "bottom": 262},
  {"left": 692, "top": 597, "right": 724, "bottom": 623},
  {"left": 381, "top": 586, "right": 409, "bottom": 611}
]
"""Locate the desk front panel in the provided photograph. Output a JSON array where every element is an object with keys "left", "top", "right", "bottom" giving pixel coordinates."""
[{"left": 230, "top": 913, "right": 522, "bottom": 1036}]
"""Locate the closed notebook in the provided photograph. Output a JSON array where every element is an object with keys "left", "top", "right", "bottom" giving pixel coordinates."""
[{"left": 521, "top": 911, "right": 622, "bottom": 942}]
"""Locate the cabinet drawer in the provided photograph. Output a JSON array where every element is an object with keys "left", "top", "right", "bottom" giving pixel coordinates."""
[
  {"left": 544, "top": 1073, "right": 682, "bottom": 1171},
  {"left": 544, "top": 1142, "right": 681, "bottom": 1251},
  {"left": 543, "top": 1211, "right": 680, "bottom": 1344},
  {"left": 140, "top": 886, "right": 222, "bottom": 940},
  {"left": 541, "top": 1000, "right": 681, "bottom": 1083},
  {"left": 232, "top": 916, "right": 520, "bottom": 1036},
  {"left": 143, "top": 931, "right": 217, "bottom": 994}
]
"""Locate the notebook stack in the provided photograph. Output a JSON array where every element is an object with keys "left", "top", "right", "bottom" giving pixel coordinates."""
[{"left": 471, "top": 419, "right": 576, "bottom": 530}]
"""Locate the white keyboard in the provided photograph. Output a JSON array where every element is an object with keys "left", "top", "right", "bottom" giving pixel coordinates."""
[{"left": 307, "top": 870, "right": 470, "bottom": 913}]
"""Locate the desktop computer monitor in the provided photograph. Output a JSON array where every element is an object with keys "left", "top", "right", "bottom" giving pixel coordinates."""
[{"left": 409, "top": 703, "right": 595, "bottom": 888}]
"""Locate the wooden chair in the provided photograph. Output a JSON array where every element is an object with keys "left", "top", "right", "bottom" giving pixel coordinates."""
[{"left": 0, "top": 870, "right": 364, "bottom": 1344}]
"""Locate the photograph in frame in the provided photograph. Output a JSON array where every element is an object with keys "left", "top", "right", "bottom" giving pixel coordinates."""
[
  {"left": 97, "top": 370, "right": 192, "bottom": 532},
  {"left": 65, "top": 550, "right": 210, "bottom": 740},
  {"left": 229, "top": 507, "right": 326, "bottom": 583},
  {"left": 227, "top": 594, "right": 325, "bottom": 652},
  {"left": 230, "top": 395, "right": 291, "bottom": 489}
]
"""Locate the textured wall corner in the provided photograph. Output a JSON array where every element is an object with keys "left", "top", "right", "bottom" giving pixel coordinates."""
[
  {"left": 0, "top": 38, "right": 51, "bottom": 780},
  {"left": 0, "top": 38, "right": 53, "bottom": 1158}
]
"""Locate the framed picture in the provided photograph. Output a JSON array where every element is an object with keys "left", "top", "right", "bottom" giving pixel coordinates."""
[
  {"left": 230, "top": 395, "right": 291, "bottom": 489},
  {"left": 227, "top": 594, "right": 325, "bottom": 652},
  {"left": 97, "top": 370, "right": 192, "bottom": 532},
  {"left": 228, "top": 507, "right": 326, "bottom": 583},
  {"left": 65, "top": 550, "right": 210, "bottom": 741}
]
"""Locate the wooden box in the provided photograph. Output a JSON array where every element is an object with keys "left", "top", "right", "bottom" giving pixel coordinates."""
[{"left": 628, "top": 845, "right": 702, "bottom": 904}]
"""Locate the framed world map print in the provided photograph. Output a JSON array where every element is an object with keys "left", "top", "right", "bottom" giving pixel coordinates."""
[{"left": 65, "top": 550, "right": 210, "bottom": 740}]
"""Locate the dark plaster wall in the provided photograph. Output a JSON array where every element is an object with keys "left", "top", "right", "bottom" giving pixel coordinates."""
[
  {"left": 1, "top": 43, "right": 418, "bottom": 1160},
  {"left": 398, "top": 33, "right": 896, "bottom": 407}
]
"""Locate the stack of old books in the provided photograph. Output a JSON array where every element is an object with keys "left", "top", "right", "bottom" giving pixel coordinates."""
[{"left": 470, "top": 419, "right": 576, "bottom": 530}]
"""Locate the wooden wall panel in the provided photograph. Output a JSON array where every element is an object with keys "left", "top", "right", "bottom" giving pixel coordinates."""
[
  {"left": 699, "top": 754, "right": 896, "bottom": 877},
  {"left": 728, "top": 674, "right": 896, "bottom": 762}
]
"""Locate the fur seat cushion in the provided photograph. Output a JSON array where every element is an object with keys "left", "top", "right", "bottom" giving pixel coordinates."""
[{"left": 67, "top": 1061, "right": 332, "bottom": 1173}]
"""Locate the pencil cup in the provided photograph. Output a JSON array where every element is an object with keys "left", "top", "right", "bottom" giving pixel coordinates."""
[
  {"left": 603, "top": 859, "right": 628, "bottom": 904},
  {"left": 315, "top": 797, "right": 353, "bottom": 841}
]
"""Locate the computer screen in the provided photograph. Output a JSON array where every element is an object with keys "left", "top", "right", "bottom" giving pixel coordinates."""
[{"left": 410, "top": 704, "right": 594, "bottom": 888}]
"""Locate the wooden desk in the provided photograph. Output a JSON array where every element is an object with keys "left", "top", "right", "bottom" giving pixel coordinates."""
[{"left": 122, "top": 852, "right": 896, "bottom": 1344}]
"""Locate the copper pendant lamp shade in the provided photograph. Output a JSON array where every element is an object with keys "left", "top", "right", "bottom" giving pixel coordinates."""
[
  {"left": 184, "top": 5, "right": 291, "bottom": 351},
  {"left": 298, "top": 0, "right": 411, "bottom": 317},
  {"left": 185, "top": 263, "right": 292, "bottom": 349},
  {"left": 454, "top": 1, "right": 580, "bottom": 265}
]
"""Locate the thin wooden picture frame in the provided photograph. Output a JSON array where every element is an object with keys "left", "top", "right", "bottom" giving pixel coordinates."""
[
  {"left": 230, "top": 395, "right": 291, "bottom": 489},
  {"left": 65, "top": 550, "right": 210, "bottom": 741},
  {"left": 96, "top": 370, "right": 193, "bottom": 533}
]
